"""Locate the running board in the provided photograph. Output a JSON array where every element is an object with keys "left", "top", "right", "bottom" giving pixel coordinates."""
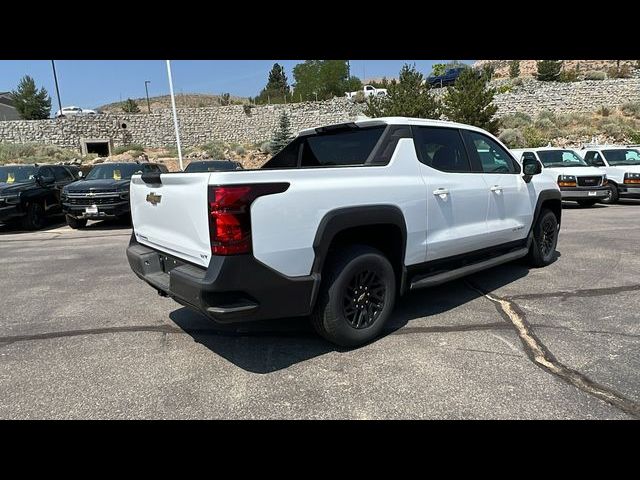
[{"left": 409, "top": 248, "right": 529, "bottom": 291}]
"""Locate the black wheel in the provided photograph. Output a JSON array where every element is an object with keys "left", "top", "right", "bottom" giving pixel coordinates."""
[
  {"left": 21, "top": 202, "right": 45, "bottom": 230},
  {"left": 65, "top": 215, "right": 87, "bottom": 229},
  {"left": 527, "top": 209, "right": 559, "bottom": 267},
  {"left": 577, "top": 199, "right": 597, "bottom": 207},
  {"left": 601, "top": 183, "right": 619, "bottom": 204},
  {"left": 117, "top": 213, "right": 132, "bottom": 225},
  {"left": 311, "top": 245, "right": 396, "bottom": 347}
]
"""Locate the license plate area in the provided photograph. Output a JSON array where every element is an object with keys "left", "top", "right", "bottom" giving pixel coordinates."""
[
  {"left": 588, "top": 191, "right": 597, "bottom": 196},
  {"left": 85, "top": 205, "right": 98, "bottom": 214},
  {"left": 159, "top": 253, "right": 183, "bottom": 274}
]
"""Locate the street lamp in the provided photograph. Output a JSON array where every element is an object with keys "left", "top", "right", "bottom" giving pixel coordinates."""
[
  {"left": 51, "top": 60, "right": 63, "bottom": 118},
  {"left": 144, "top": 80, "right": 151, "bottom": 114}
]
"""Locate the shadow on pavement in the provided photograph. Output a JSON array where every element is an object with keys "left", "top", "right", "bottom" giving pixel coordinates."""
[
  {"left": 168, "top": 258, "right": 538, "bottom": 374},
  {"left": 0, "top": 216, "right": 131, "bottom": 234}
]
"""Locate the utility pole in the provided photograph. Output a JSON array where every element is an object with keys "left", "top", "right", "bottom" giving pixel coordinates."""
[
  {"left": 144, "top": 80, "right": 151, "bottom": 113},
  {"left": 51, "top": 60, "right": 63, "bottom": 117}
]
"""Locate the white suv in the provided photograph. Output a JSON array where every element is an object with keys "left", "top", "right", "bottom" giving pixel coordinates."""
[
  {"left": 511, "top": 147, "right": 608, "bottom": 207},
  {"left": 579, "top": 146, "right": 640, "bottom": 203}
]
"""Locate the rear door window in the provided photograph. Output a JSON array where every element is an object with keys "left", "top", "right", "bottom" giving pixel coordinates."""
[{"left": 413, "top": 126, "right": 472, "bottom": 173}]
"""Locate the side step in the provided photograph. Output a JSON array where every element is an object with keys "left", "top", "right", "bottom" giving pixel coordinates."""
[{"left": 409, "top": 248, "right": 529, "bottom": 291}]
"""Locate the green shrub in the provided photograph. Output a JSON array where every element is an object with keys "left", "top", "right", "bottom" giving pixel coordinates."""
[
  {"left": 627, "top": 129, "right": 640, "bottom": 143},
  {"left": 536, "top": 110, "right": 556, "bottom": 123},
  {"left": 536, "top": 60, "right": 563, "bottom": 81},
  {"left": 233, "top": 144, "right": 246, "bottom": 155},
  {"left": 597, "top": 106, "right": 611, "bottom": 117},
  {"left": 601, "top": 122, "right": 623, "bottom": 138},
  {"left": 113, "top": 144, "right": 145, "bottom": 155},
  {"left": 621, "top": 102, "right": 640, "bottom": 119},
  {"left": 534, "top": 118, "right": 555, "bottom": 130},
  {"left": 511, "top": 77, "right": 524, "bottom": 86},
  {"left": 202, "top": 140, "right": 225, "bottom": 159},
  {"left": 121, "top": 98, "right": 140, "bottom": 113},
  {"left": 260, "top": 141, "right": 273, "bottom": 154},
  {"left": 607, "top": 65, "right": 632, "bottom": 79},
  {"left": 584, "top": 71, "right": 606, "bottom": 81},
  {"left": 500, "top": 112, "right": 532, "bottom": 129},
  {"left": 509, "top": 60, "right": 520, "bottom": 79},
  {"left": 497, "top": 84, "right": 512, "bottom": 94},
  {"left": 0, "top": 142, "right": 80, "bottom": 164},
  {"left": 498, "top": 128, "right": 526, "bottom": 148},
  {"left": 559, "top": 69, "right": 579, "bottom": 82},
  {"left": 523, "top": 126, "right": 549, "bottom": 148}
]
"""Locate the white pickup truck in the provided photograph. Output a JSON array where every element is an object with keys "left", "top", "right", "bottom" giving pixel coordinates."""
[
  {"left": 127, "top": 118, "right": 561, "bottom": 346},
  {"left": 345, "top": 85, "right": 388, "bottom": 100},
  {"left": 510, "top": 147, "right": 608, "bottom": 207},
  {"left": 578, "top": 146, "right": 640, "bottom": 203}
]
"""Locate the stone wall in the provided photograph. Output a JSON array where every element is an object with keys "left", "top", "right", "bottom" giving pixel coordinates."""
[{"left": 1, "top": 78, "right": 639, "bottom": 152}]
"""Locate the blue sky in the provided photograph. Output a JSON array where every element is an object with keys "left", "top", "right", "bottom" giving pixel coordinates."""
[{"left": 0, "top": 60, "right": 473, "bottom": 113}]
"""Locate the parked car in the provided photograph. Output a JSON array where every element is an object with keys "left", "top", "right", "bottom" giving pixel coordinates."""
[
  {"left": 126, "top": 118, "right": 561, "bottom": 347},
  {"left": 184, "top": 160, "right": 243, "bottom": 173},
  {"left": 0, "top": 164, "right": 78, "bottom": 229},
  {"left": 579, "top": 146, "right": 640, "bottom": 203},
  {"left": 55, "top": 106, "right": 98, "bottom": 118},
  {"left": 345, "top": 85, "right": 388, "bottom": 100},
  {"left": 61, "top": 162, "right": 166, "bottom": 229},
  {"left": 511, "top": 147, "right": 609, "bottom": 207},
  {"left": 426, "top": 67, "right": 468, "bottom": 88}
]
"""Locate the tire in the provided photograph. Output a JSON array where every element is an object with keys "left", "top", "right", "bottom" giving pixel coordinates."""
[
  {"left": 21, "top": 202, "right": 45, "bottom": 230},
  {"left": 577, "top": 199, "right": 597, "bottom": 207},
  {"left": 601, "top": 183, "right": 619, "bottom": 204},
  {"left": 66, "top": 215, "right": 87, "bottom": 229},
  {"left": 117, "top": 213, "right": 132, "bottom": 225},
  {"left": 527, "top": 209, "right": 559, "bottom": 268},
  {"left": 311, "top": 245, "right": 396, "bottom": 347}
]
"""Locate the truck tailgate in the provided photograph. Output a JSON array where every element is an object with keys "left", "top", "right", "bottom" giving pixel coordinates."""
[{"left": 130, "top": 173, "right": 211, "bottom": 267}]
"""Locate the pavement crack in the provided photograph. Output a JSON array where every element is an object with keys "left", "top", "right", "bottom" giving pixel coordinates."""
[
  {"left": 510, "top": 284, "right": 640, "bottom": 301},
  {"left": 533, "top": 324, "right": 640, "bottom": 340},
  {"left": 466, "top": 281, "right": 640, "bottom": 419},
  {"left": 389, "top": 322, "right": 511, "bottom": 336}
]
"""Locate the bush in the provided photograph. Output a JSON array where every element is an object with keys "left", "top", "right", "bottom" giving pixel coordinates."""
[
  {"left": 621, "top": 102, "right": 640, "bottom": 119},
  {"left": 353, "top": 91, "right": 366, "bottom": 103},
  {"left": 509, "top": 60, "right": 520, "bottom": 79},
  {"left": 536, "top": 60, "right": 563, "bottom": 81},
  {"left": 597, "top": 106, "right": 611, "bottom": 117},
  {"left": 260, "top": 141, "right": 273, "bottom": 154},
  {"left": 113, "top": 144, "right": 145, "bottom": 155},
  {"left": 627, "top": 130, "right": 640, "bottom": 144},
  {"left": 523, "top": 126, "right": 549, "bottom": 148},
  {"left": 233, "top": 144, "right": 246, "bottom": 155},
  {"left": 536, "top": 110, "right": 556, "bottom": 123},
  {"left": 584, "top": 71, "right": 606, "bottom": 81},
  {"left": 534, "top": 118, "right": 555, "bottom": 130},
  {"left": 500, "top": 112, "right": 532, "bottom": 129},
  {"left": 602, "top": 122, "right": 623, "bottom": 138},
  {"left": 0, "top": 142, "right": 81, "bottom": 164},
  {"left": 202, "top": 141, "right": 225, "bottom": 159},
  {"left": 512, "top": 77, "right": 524, "bottom": 86},
  {"left": 219, "top": 93, "right": 231, "bottom": 106},
  {"left": 556, "top": 112, "right": 589, "bottom": 127},
  {"left": 497, "top": 84, "right": 512, "bottom": 94},
  {"left": 498, "top": 128, "right": 526, "bottom": 148},
  {"left": 607, "top": 65, "right": 632, "bottom": 79},
  {"left": 559, "top": 69, "right": 579, "bottom": 82},
  {"left": 121, "top": 98, "right": 140, "bottom": 113}
]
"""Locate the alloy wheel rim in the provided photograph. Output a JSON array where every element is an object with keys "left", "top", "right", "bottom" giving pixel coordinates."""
[
  {"left": 342, "top": 269, "right": 386, "bottom": 329},
  {"left": 541, "top": 218, "right": 556, "bottom": 257}
]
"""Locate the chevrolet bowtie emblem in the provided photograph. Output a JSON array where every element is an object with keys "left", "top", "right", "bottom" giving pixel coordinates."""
[{"left": 146, "top": 192, "right": 162, "bottom": 205}]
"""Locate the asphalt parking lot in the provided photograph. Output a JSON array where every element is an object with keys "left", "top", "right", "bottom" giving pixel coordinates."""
[{"left": 1, "top": 202, "right": 639, "bottom": 419}]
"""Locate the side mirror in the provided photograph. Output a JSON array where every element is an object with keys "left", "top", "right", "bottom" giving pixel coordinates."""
[{"left": 522, "top": 157, "right": 542, "bottom": 176}]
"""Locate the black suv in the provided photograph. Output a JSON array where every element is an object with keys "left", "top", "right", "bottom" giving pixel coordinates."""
[
  {"left": 62, "top": 162, "right": 167, "bottom": 229},
  {"left": 0, "top": 164, "right": 78, "bottom": 230}
]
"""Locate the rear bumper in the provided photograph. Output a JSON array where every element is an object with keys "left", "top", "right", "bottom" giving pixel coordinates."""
[
  {"left": 620, "top": 186, "right": 640, "bottom": 196},
  {"left": 560, "top": 186, "right": 608, "bottom": 200},
  {"left": 63, "top": 201, "right": 130, "bottom": 219},
  {"left": 126, "top": 234, "right": 319, "bottom": 323}
]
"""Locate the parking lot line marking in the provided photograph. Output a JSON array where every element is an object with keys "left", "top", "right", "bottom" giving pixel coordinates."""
[{"left": 467, "top": 281, "right": 640, "bottom": 419}]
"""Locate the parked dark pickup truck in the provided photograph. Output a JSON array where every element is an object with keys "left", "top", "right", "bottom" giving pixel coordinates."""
[
  {"left": 62, "top": 162, "right": 167, "bottom": 229},
  {"left": 0, "top": 164, "right": 78, "bottom": 229},
  {"left": 426, "top": 67, "right": 468, "bottom": 88}
]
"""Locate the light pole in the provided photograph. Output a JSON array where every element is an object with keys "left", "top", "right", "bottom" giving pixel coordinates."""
[
  {"left": 51, "top": 60, "right": 63, "bottom": 118},
  {"left": 144, "top": 80, "right": 151, "bottom": 113}
]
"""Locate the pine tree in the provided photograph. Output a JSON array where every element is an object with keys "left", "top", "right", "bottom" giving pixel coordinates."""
[
  {"left": 257, "top": 63, "right": 290, "bottom": 104},
  {"left": 365, "top": 63, "right": 440, "bottom": 119},
  {"left": 10, "top": 75, "right": 51, "bottom": 120},
  {"left": 441, "top": 68, "right": 499, "bottom": 134},
  {"left": 122, "top": 98, "right": 140, "bottom": 113},
  {"left": 509, "top": 60, "right": 520, "bottom": 79},
  {"left": 536, "top": 60, "right": 563, "bottom": 81},
  {"left": 270, "top": 111, "right": 293, "bottom": 154}
]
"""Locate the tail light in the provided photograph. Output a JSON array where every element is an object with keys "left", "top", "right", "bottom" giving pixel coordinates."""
[{"left": 208, "top": 183, "right": 289, "bottom": 255}]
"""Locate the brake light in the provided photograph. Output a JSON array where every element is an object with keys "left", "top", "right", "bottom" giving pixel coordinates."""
[{"left": 208, "top": 183, "right": 289, "bottom": 255}]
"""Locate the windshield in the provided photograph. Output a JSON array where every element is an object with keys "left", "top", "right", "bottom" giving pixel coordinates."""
[
  {"left": 184, "top": 161, "right": 239, "bottom": 173},
  {"left": 536, "top": 150, "right": 587, "bottom": 167},
  {"left": 0, "top": 165, "right": 38, "bottom": 184},
  {"left": 85, "top": 164, "right": 144, "bottom": 180},
  {"left": 602, "top": 149, "right": 640, "bottom": 166}
]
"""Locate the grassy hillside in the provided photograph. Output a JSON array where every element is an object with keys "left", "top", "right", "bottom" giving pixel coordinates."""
[{"left": 98, "top": 93, "right": 250, "bottom": 113}]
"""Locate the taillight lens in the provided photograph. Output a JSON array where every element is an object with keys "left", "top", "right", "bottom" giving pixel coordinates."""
[{"left": 208, "top": 183, "right": 289, "bottom": 255}]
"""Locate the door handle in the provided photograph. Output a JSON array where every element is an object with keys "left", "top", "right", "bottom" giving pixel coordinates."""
[
  {"left": 433, "top": 188, "right": 449, "bottom": 196},
  {"left": 490, "top": 185, "right": 502, "bottom": 192}
]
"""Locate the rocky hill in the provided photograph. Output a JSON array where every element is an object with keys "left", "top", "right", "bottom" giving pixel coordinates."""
[
  {"left": 98, "top": 93, "right": 250, "bottom": 113},
  {"left": 473, "top": 60, "right": 639, "bottom": 78}
]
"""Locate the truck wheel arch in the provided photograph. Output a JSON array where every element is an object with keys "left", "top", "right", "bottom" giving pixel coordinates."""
[
  {"left": 531, "top": 189, "right": 562, "bottom": 235},
  {"left": 311, "top": 205, "right": 408, "bottom": 291}
]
